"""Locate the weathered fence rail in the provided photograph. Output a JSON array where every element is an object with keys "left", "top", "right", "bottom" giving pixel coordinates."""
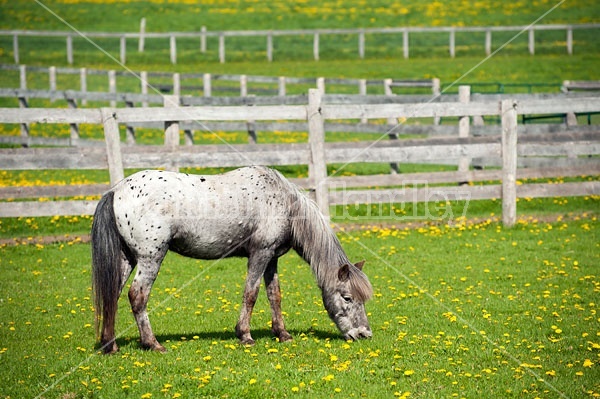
[
  {"left": 3, "top": 23, "right": 598, "bottom": 64},
  {"left": 0, "top": 90, "right": 599, "bottom": 225},
  {"left": 2, "top": 85, "right": 597, "bottom": 161}
]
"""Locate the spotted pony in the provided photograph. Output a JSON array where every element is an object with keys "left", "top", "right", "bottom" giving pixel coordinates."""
[{"left": 91, "top": 166, "right": 372, "bottom": 353}]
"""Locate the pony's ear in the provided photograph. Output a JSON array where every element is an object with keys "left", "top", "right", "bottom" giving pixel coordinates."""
[
  {"left": 338, "top": 264, "right": 350, "bottom": 282},
  {"left": 354, "top": 260, "right": 366, "bottom": 270}
]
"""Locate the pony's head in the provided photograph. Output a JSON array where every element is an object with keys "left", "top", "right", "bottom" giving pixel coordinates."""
[{"left": 322, "top": 261, "right": 373, "bottom": 340}]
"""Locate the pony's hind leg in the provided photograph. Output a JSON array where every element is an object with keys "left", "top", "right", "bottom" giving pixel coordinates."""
[
  {"left": 128, "top": 253, "right": 166, "bottom": 352},
  {"left": 264, "top": 258, "right": 292, "bottom": 342},
  {"left": 100, "top": 252, "right": 135, "bottom": 354}
]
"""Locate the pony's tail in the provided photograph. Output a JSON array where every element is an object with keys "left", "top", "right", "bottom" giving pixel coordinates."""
[{"left": 91, "top": 191, "right": 122, "bottom": 341}]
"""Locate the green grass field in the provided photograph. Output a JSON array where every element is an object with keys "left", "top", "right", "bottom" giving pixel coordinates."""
[
  {"left": 0, "top": 1, "right": 599, "bottom": 398},
  {"left": 1, "top": 217, "right": 598, "bottom": 398},
  {"left": 1, "top": 0, "right": 600, "bottom": 86}
]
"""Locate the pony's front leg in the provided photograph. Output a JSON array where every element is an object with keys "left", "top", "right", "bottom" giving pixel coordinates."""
[
  {"left": 264, "top": 258, "right": 292, "bottom": 342},
  {"left": 236, "top": 252, "right": 271, "bottom": 345},
  {"left": 128, "top": 257, "right": 166, "bottom": 352}
]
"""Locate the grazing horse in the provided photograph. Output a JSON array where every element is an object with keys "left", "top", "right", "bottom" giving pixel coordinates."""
[{"left": 91, "top": 166, "right": 372, "bottom": 354}]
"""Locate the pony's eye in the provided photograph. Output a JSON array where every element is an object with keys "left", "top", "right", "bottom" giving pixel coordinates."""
[{"left": 342, "top": 295, "right": 352, "bottom": 303}]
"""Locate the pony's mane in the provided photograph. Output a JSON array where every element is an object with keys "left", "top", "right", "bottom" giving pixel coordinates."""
[{"left": 267, "top": 168, "right": 372, "bottom": 302}]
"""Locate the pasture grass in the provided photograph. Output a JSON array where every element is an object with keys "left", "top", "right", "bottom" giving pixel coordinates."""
[
  {"left": 1, "top": 0, "right": 599, "bottom": 91},
  {"left": 0, "top": 2, "right": 599, "bottom": 395},
  {"left": 0, "top": 216, "right": 598, "bottom": 398}
]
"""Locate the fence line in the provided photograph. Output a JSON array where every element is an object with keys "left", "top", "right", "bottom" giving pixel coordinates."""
[
  {"left": 3, "top": 23, "right": 598, "bottom": 64},
  {"left": 2, "top": 86, "right": 594, "bottom": 151},
  {"left": 0, "top": 64, "right": 440, "bottom": 99},
  {"left": 0, "top": 91, "right": 598, "bottom": 225}
]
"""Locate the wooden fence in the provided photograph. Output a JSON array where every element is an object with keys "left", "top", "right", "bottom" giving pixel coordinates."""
[
  {"left": 0, "top": 90, "right": 599, "bottom": 226},
  {"left": 3, "top": 23, "right": 599, "bottom": 64},
  {"left": 0, "top": 64, "right": 440, "bottom": 99},
  {"left": 1, "top": 85, "right": 596, "bottom": 156}
]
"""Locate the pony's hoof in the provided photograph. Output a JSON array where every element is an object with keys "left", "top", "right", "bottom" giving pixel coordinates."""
[
  {"left": 153, "top": 344, "right": 167, "bottom": 353},
  {"left": 102, "top": 346, "right": 119, "bottom": 355},
  {"left": 142, "top": 341, "right": 167, "bottom": 353},
  {"left": 239, "top": 337, "right": 255, "bottom": 346},
  {"left": 100, "top": 341, "right": 119, "bottom": 355},
  {"left": 277, "top": 332, "right": 293, "bottom": 342}
]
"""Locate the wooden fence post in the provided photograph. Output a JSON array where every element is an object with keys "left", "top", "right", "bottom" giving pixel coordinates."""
[
  {"left": 358, "top": 29, "right": 365, "bottom": 59},
  {"left": 170, "top": 35, "right": 177, "bottom": 64},
  {"left": 200, "top": 26, "right": 207, "bottom": 53},
  {"left": 80, "top": 67, "right": 88, "bottom": 106},
  {"left": 49, "top": 66, "right": 57, "bottom": 91},
  {"left": 313, "top": 33, "right": 320, "bottom": 61},
  {"left": 359, "top": 79, "right": 367, "bottom": 124},
  {"left": 140, "top": 71, "right": 148, "bottom": 107},
  {"left": 101, "top": 108, "right": 125, "bottom": 186},
  {"left": 566, "top": 26, "right": 573, "bottom": 55},
  {"left": 67, "top": 96, "right": 80, "bottom": 145},
  {"left": 432, "top": 78, "right": 441, "bottom": 125},
  {"left": 139, "top": 17, "right": 146, "bottom": 52},
  {"left": 120, "top": 36, "right": 126, "bottom": 64},
  {"left": 307, "top": 88, "right": 329, "bottom": 218},
  {"left": 485, "top": 30, "right": 492, "bottom": 56},
  {"left": 108, "top": 70, "right": 116, "bottom": 107},
  {"left": 19, "top": 64, "right": 27, "bottom": 89},
  {"left": 528, "top": 28, "right": 535, "bottom": 55},
  {"left": 13, "top": 35, "right": 19, "bottom": 64},
  {"left": 458, "top": 85, "right": 471, "bottom": 183},
  {"left": 240, "top": 75, "right": 248, "bottom": 97},
  {"left": 18, "top": 65, "right": 29, "bottom": 144},
  {"left": 173, "top": 72, "right": 181, "bottom": 96},
  {"left": 163, "top": 95, "right": 180, "bottom": 172},
  {"left": 164, "top": 95, "right": 180, "bottom": 146},
  {"left": 125, "top": 100, "right": 136, "bottom": 145},
  {"left": 278, "top": 76, "right": 286, "bottom": 97},
  {"left": 267, "top": 32, "right": 273, "bottom": 62},
  {"left": 239, "top": 76, "right": 256, "bottom": 143},
  {"left": 317, "top": 77, "right": 325, "bottom": 94},
  {"left": 203, "top": 73, "right": 212, "bottom": 97},
  {"left": 449, "top": 28, "right": 455, "bottom": 58},
  {"left": 403, "top": 29, "right": 409, "bottom": 59},
  {"left": 219, "top": 34, "right": 225, "bottom": 63},
  {"left": 384, "top": 78, "right": 399, "bottom": 174},
  {"left": 67, "top": 35, "right": 73, "bottom": 65},
  {"left": 501, "top": 99, "right": 518, "bottom": 227}
]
